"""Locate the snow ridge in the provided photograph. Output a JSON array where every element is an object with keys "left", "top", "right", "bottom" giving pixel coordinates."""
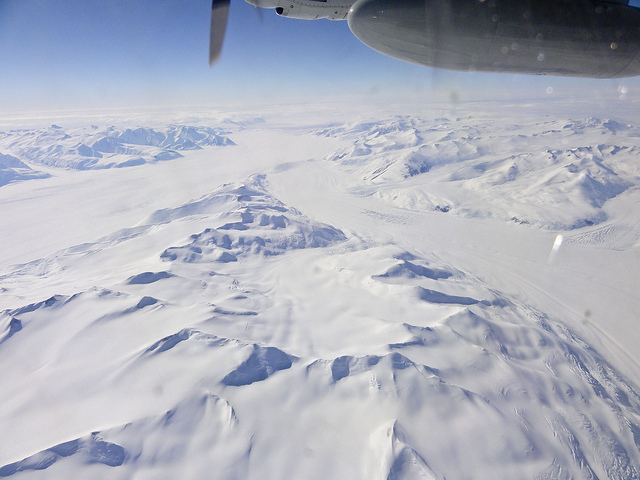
[
  {"left": 159, "top": 175, "right": 347, "bottom": 263},
  {"left": 0, "top": 392, "right": 249, "bottom": 479}
]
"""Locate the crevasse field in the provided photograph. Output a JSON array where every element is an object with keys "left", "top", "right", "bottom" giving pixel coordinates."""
[{"left": 1, "top": 97, "right": 640, "bottom": 479}]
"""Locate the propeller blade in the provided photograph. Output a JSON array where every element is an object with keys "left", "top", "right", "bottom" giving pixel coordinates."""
[{"left": 209, "top": 0, "right": 230, "bottom": 65}]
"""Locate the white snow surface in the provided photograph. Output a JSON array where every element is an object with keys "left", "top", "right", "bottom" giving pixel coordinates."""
[{"left": 1, "top": 99, "right": 640, "bottom": 479}]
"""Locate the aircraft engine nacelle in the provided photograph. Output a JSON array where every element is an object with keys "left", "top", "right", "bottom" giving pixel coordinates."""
[
  {"left": 348, "top": 0, "right": 640, "bottom": 78},
  {"left": 272, "top": 0, "right": 351, "bottom": 20}
]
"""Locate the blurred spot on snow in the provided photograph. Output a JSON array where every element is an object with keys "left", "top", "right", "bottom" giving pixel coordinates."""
[{"left": 548, "top": 234, "right": 564, "bottom": 264}]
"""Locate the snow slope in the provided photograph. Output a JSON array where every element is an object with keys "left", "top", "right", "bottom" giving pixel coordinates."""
[{"left": 0, "top": 99, "right": 639, "bottom": 479}]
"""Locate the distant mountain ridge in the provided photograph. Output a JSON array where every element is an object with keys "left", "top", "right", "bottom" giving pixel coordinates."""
[
  {"left": 318, "top": 115, "right": 640, "bottom": 230},
  {"left": 0, "top": 124, "right": 235, "bottom": 170},
  {"left": 0, "top": 152, "right": 50, "bottom": 187}
]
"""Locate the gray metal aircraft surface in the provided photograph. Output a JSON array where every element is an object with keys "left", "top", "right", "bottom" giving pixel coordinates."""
[{"left": 210, "top": 0, "right": 640, "bottom": 78}]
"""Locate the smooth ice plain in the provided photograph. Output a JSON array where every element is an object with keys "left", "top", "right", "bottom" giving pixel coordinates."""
[{"left": 1, "top": 97, "right": 640, "bottom": 479}]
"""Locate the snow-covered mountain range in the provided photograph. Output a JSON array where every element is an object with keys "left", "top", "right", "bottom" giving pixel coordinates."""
[
  {"left": 1, "top": 100, "right": 639, "bottom": 479},
  {"left": 319, "top": 114, "right": 640, "bottom": 230},
  {"left": 0, "top": 154, "right": 50, "bottom": 187},
  {"left": 0, "top": 124, "right": 234, "bottom": 170}
]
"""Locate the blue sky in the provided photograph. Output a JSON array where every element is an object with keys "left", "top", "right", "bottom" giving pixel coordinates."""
[{"left": 1, "top": 0, "right": 639, "bottom": 112}]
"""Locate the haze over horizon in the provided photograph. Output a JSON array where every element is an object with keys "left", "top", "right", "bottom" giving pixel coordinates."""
[{"left": 3, "top": 0, "right": 640, "bottom": 112}]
